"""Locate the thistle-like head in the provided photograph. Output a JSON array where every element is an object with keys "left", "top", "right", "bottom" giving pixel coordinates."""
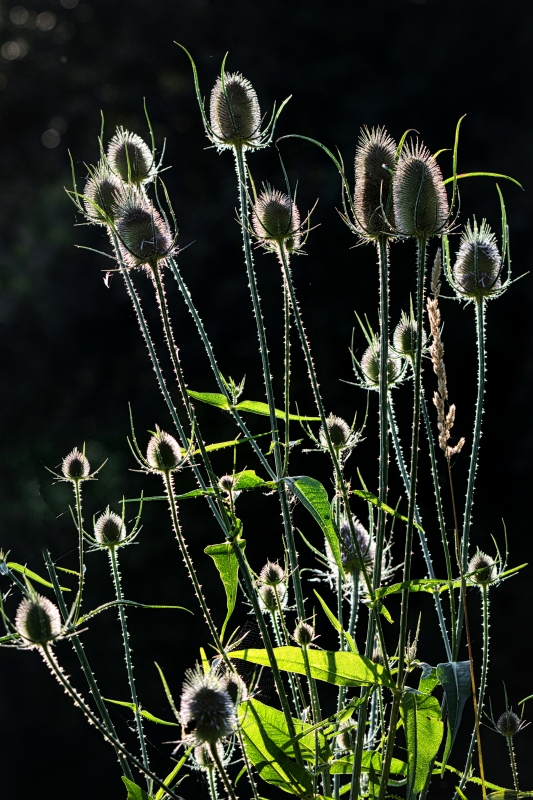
[
  {"left": 15, "top": 594, "right": 62, "bottom": 646},
  {"left": 209, "top": 72, "right": 261, "bottom": 150},
  {"left": 359, "top": 339, "right": 404, "bottom": 389},
  {"left": 146, "top": 427, "right": 184, "bottom": 473},
  {"left": 259, "top": 560, "right": 285, "bottom": 586},
  {"left": 293, "top": 621, "right": 315, "bottom": 647},
  {"left": 61, "top": 447, "right": 91, "bottom": 482},
  {"left": 114, "top": 187, "right": 174, "bottom": 269},
  {"left": 258, "top": 582, "right": 287, "bottom": 613},
  {"left": 252, "top": 187, "right": 302, "bottom": 255},
  {"left": 392, "top": 312, "right": 426, "bottom": 360},
  {"left": 83, "top": 161, "right": 122, "bottom": 226},
  {"left": 94, "top": 508, "right": 127, "bottom": 548},
  {"left": 450, "top": 219, "right": 505, "bottom": 300},
  {"left": 353, "top": 126, "right": 397, "bottom": 240},
  {"left": 107, "top": 128, "right": 156, "bottom": 185},
  {"left": 319, "top": 414, "right": 351, "bottom": 450},
  {"left": 393, "top": 140, "right": 449, "bottom": 238},
  {"left": 468, "top": 549, "right": 498, "bottom": 587},
  {"left": 180, "top": 666, "right": 236, "bottom": 745},
  {"left": 496, "top": 710, "right": 522, "bottom": 738}
]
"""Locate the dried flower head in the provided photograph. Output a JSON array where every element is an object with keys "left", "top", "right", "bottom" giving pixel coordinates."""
[
  {"left": 146, "top": 428, "right": 183, "bottom": 473},
  {"left": 218, "top": 475, "right": 236, "bottom": 493},
  {"left": 259, "top": 560, "right": 285, "bottom": 586},
  {"left": 353, "top": 126, "right": 397, "bottom": 239},
  {"left": 319, "top": 414, "right": 351, "bottom": 450},
  {"left": 252, "top": 187, "right": 302, "bottom": 253},
  {"left": 258, "top": 583, "right": 287, "bottom": 613},
  {"left": 360, "top": 340, "right": 403, "bottom": 387},
  {"left": 222, "top": 671, "right": 248, "bottom": 705},
  {"left": 107, "top": 128, "right": 156, "bottom": 185},
  {"left": 94, "top": 508, "right": 126, "bottom": 547},
  {"left": 209, "top": 72, "right": 261, "bottom": 149},
  {"left": 336, "top": 721, "right": 356, "bottom": 752},
  {"left": 180, "top": 666, "right": 236, "bottom": 745},
  {"left": 496, "top": 710, "right": 522, "bottom": 738},
  {"left": 15, "top": 594, "right": 62, "bottom": 646},
  {"left": 293, "top": 621, "right": 315, "bottom": 647},
  {"left": 338, "top": 517, "right": 375, "bottom": 576},
  {"left": 62, "top": 447, "right": 90, "bottom": 482},
  {"left": 451, "top": 219, "right": 503, "bottom": 299},
  {"left": 393, "top": 140, "right": 449, "bottom": 238},
  {"left": 83, "top": 161, "right": 122, "bottom": 225},
  {"left": 392, "top": 313, "right": 426, "bottom": 359},
  {"left": 114, "top": 188, "right": 174, "bottom": 269},
  {"left": 468, "top": 549, "right": 498, "bottom": 586}
]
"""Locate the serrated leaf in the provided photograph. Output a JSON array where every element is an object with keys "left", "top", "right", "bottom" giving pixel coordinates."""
[
  {"left": 198, "top": 432, "right": 271, "bottom": 454},
  {"left": 374, "top": 578, "right": 448, "bottom": 601},
  {"left": 284, "top": 476, "right": 343, "bottom": 575},
  {"left": 204, "top": 540, "right": 245, "bottom": 640},
  {"left": 350, "top": 491, "right": 424, "bottom": 532},
  {"left": 401, "top": 692, "right": 443, "bottom": 799},
  {"left": 187, "top": 390, "right": 231, "bottom": 410},
  {"left": 104, "top": 697, "right": 179, "bottom": 726},
  {"left": 229, "top": 646, "right": 394, "bottom": 688},
  {"left": 329, "top": 751, "right": 407, "bottom": 778},
  {"left": 238, "top": 699, "right": 314, "bottom": 795},
  {"left": 122, "top": 777, "right": 153, "bottom": 800},
  {"left": 437, "top": 661, "right": 471, "bottom": 772},
  {"left": 233, "top": 470, "right": 272, "bottom": 490},
  {"left": 76, "top": 600, "right": 191, "bottom": 626},
  {"left": 235, "top": 399, "right": 320, "bottom": 421},
  {"left": 7, "top": 562, "right": 71, "bottom": 592},
  {"left": 314, "top": 590, "right": 358, "bottom": 653}
]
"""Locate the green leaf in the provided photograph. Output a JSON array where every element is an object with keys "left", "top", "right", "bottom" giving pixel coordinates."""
[
  {"left": 238, "top": 699, "right": 314, "bottom": 795},
  {"left": 104, "top": 697, "right": 179, "bottom": 726},
  {"left": 187, "top": 389, "right": 231, "bottom": 410},
  {"left": 199, "top": 432, "right": 271, "bottom": 454},
  {"left": 154, "top": 748, "right": 193, "bottom": 800},
  {"left": 204, "top": 540, "right": 245, "bottom": 640},
  {"left": 122, "top": 777, "right": 153, "bottom": 800},
  {"left": 233, "top": 470, "right": 272, "bottom": 490},
  {"left": 7, "top": 562, "right": 71, "bottom": 592},
  {"left": 436, "top": 661, "right": 471, "bottom": 772},
  {"left": 350, "top": 491, "right": 424, "bottom": 532},
  {"left": 76, "top": 600, "right": 191, "bottom": 626},
  {"left": 284, "top": 476, "right": 343, "bottom": 575},
  {"left": 229, "top": 646, "right": 394, "bottom": 688},
  {"left": 235, "top": 399, "right": 320, "bottom": 421},
  {"left": 401, "top": 691, "right": 443, "bottom": 799},
  {"left": 240, "top": 698, "right": 329, "bottom": 764},
  {"left": 313, "top": 590, "right": 358, "bottom": 654},
  {"left": 442, "top": 172, "right": 523, "bottom": 189},
  {"left": 374, "top": 578, "right": 449, "bottom": 601},
  {"left": 329, "top": 751, "right": 407, "bottom": 779}
]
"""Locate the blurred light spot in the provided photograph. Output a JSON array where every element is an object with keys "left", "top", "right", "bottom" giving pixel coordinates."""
[
  {"left": 10, "top": 6, "right": 29, "bottom": 25},
  {"left": 49, "top": 116, "right": 67, "bottom": 134},
  {"left": 41, "top": 129, "right": 60, "bottom": 148},
  {"left": 60, "top": 55, "right": 67, "bottom": 63},
  {"left": 0, "top": 74, "right": 7, "bottom": 90},
  {"left": 1, "top": 40, "right": 22, "bottom": 59},
  {"left": 36, "top": 11, "right": 56, "bottom": 30},
  {"left": 97, "top": 84, "right": 117, "bottom": 102},
  {"left": 75, "top": 3, "right": 93, "bottom": 21},
  {"left": 60, "top": 0, "right": 79, "bottom": 7}
]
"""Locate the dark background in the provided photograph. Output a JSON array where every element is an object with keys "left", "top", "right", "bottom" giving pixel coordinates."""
[{"left": 0, "top": 0, "right": 531, "bottom": 797}]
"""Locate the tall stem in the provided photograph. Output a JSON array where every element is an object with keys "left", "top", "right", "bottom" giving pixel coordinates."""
[
  {"left": 74, "top": 479, "right": 85, "bottom": 622},
  {"left": 374, "top": 236, "right": 390, "bottom": 588},
  {"left": 507, "top": 737, "right": 519, "bottom": 792},
  {"left": 109, "top": 548, "right": 150, "bottom": 781},
  {"left": 210, "top": 742, "right": 238, "bottom": 800}
]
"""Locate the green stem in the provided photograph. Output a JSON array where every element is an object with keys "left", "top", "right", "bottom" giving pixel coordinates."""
[
  {"left": 508, "top": 737, "right": 519, "bottom": 792},
  {"left": 207, "top": 765, "right": 219, "bottom": 800},
  {"left": 374, "top": 236, "right": 390, "bottom": 589},
  {"left": 283, "top": 277, "right": 291, "bottom": 476},
  {"left": 74, "top": 479, "right": 84, "bottom": 623},
  {"left": 109, "top": 548, "right": 150, "bottom": 781},
  {"left": 301, "top": 644, "right": 331, "bottom": 798},
  {"left": 273, "top": 591, "right": 304, "bottom": 719},
  {"left": 210, "top": 741, "right": 238, "bottom": 800}
]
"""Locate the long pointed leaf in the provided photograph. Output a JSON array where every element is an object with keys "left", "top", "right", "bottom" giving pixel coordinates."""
[
  {"left": 122, "top": 777, "right": 153, "bottom": 800},
  {"left": 204, "top": 540, "right": 245, "bottom": 640},
  {"left": 103, "top": 697, "right": 179, "bottom": 726},
  {"left": 437, "top": 661, "right": 471, "bottom": 772},
  {"left": 401, "top": 692, "right": 443, "bottom": 799},
  {"left": 284, "top": 476, "right": 343, "bottom": 575},
  {"left": 7, "top": 562, "right": 71, "bottom": 592},
  {"left": 314, "top": 590, "right": 358, "bottom": 653}
]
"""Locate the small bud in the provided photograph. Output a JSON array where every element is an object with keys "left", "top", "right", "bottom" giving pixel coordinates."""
[
  {"left": 94, "top": 508, "right": 126, "bottom": 547},
  {"left": 393, "top": 314, "right": 426, "bottom": 359},
  {"left": 361, "top": 341, "right": 403, "bottom": 387},
  {"left": 497, "top": 711, "right": 522, "bottom": 737},
  {"left": 353, "top": 126, "right": 397, "bottom": 239},
  {"left": 146, "top": 428, "right": 183, "bottom": 473},
  {"left": 337, "top": 721, "right": 356, "bottom": 752},
  {"left": 319, "top": 414, "right": 351, "bottom": 449},
  {"left": 259, "top": 560, "right": 285, "bottom": 586},
  {"left": 83, "top": 161, "right": 122, "bottom": 225},
  {"left": 15, "top": 594, "right": 62, "bottom": 645},
  {"left": 114, "top": 188, "right": 173, "bottom": 268},
  {"left": 452, "top": 219, "right": 502, "bottom": 299},
  {"left": 252, "top": 187, "right": 301, "bottom": 251},
  {"left": 107, "top": 128, "right": 155, "bottom": 185},
  {"left": 468, "top": 549, "right": 497, "bottom": 586},
  {"left": 209, "top": 72, "right": 261, "bottom": 148},
  {"left": 61, "top": 447, "right": 90, "bottom": 481},
  {"left": 258, "top": 583, "right": 286, "bottom": 613},
  {"left": 393, "top": 140, "right": 449, "bottom": 238},
  {"left": 222, "top": 671, "right": 248, "bottom": 705},
  {"left": 294, "top": 621, "right": 314, "bottom": 646},
  {"left": 218, "top": 474, "right": 236, "bottom": 493},
  {"left": 180, "top": 666, "right": 235, "bottom": 745}
]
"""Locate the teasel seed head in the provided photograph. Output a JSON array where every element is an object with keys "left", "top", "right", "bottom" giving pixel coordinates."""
[
  {"left": 337, "top": 721, "right": 356, "bottom": 752},
  {"left": 497, "top": 710, "right": 522, "bottom": 738},
  {"left": 319, "top": 414, "right": 351, "bottom": 449},
  {"left": 146, "top": 428, "right": 183, "bottom": 473},
  {"left": 180, "top": 666, "right": 236, "bottom": 745},
  {"left": 15, "top": 594, "right": 62, "bottom": 645},
  {"left": 293, "top": 621, "right": 314, "bottom": 646},
  {"left": 452, "top": 219, "right": 502, "bottom": 298},
  {"left": 259, "top": 560, "right": 285, "bottom": 586},
  {"left": 258, "top": 582, "right": 286, "bottom": 613},
  {"left": 353, "top": 126, "right": 397, "bottom": 240},
  {"left": 218, "top": 474, "right": 236, "bottom": 493},
  {"left": 222, "top": 671, "right": 248, "bottom": 705},
  {"left": 83, "top": 161, "right": 122, "bottom": 225},
  {"left": 107, "top": 128, "right": 156, "bottom": 185},
  {"left": 192, "top": 741, "right": 224, "bottom": 769},
  {"left": 468, "top": 549, "right": 498, "bottom": 586},
  {"left": 114, "top": 187, "right": 173, "bottom": 269},
  {"left": 94, "top": 508, "right": 126, "bottom": 547},
  {"left": 338, "top": 517, "right": 375, "bottom": 576},
  {"left": 393, "top": 140, "right": 449, "bottom": 238},
  {"left": 209, "top": 72, "right": 261, "bottom": 149},
  {"left": 62, "top": 447, "right": 90, "bottom": 481},
  {"left": 252, "top": 187, "right": 301, "bottom": 252},
  {"left": 360, "top": 340, "right": 403, "bottom": 386},
  {"left": 392, "top": 313, "right": 426, "bottom": 359}
]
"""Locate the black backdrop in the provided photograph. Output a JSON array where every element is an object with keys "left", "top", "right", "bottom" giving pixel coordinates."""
[{"left": 1, "top": 0, "right": 532, "bottom": 797}]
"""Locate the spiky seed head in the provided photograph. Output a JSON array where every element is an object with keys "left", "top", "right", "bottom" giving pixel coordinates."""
[
  {"left": 371, "top": 645, "right": 385, "bottom": 665},
  {"left": 114, "top": 188, "right": 173, "bottom": 268},
  {"left": 468, "top": 549, "right": 498, "bottom": 586},
  {"left": 294, "top": 621, "right": 314, "bottom": 646},
  {"left": 222, "top": 671, "right": 248, "bottom": 705},
  {"left": 353, "top": 126, "right": 397, "bottom": 239},
  {"left": 393, "top": 314, "right": 426, "bottom": 358},
  {"left": 83, "top": 161, "right": 122, "bottom": 225},
  {"left": 497, "top": 710, "right": 522, "bottom": 737},
  {"left": 209, "top": 72, "right": 261, "bottom": 148},
  {"left": 319, "top": 414, "right": 351, "bottom": 449},
  {"left": 452, "top": 219, "right": 502, "bottom": 298},
  {"left": 218, "top": 474, "right": 236, "bottom": 493},
  {"left": 192, "top": 741, "right": 224, "bottom": 769},
  {"left": 180, "top": 666, "right": 236, "bottom": 745},
  {"left": 259, "top": 560, "right": 285, "bottom": 586},
  {"left": 94, "top": 508, "right": 126, "bottom": 547},
  {"left": 15, "top": 594, "right": 62, "bottom": 645},
  {"left": 337, "top": 721, "right": 356, "bottom": 752},
  {"left": 258, "top": 583, "right": 286, "bottom": 613},
  {"left": 107, "top": 128, "right": 155, "bottom": 185},
  {"left": 393, "top": 141, "right": 449, "bottom": 238},
  {"left": 361, "top": 341, "right": 403, "bottom": 386},
  {"left": 338, "top": 518, "right": 375, "bottom": 575},
  {"left": 252, "top": 188, "right": 301, "bottom": 250},
  {"left": 146, "top": 428, "right": 183, "bottom": 472},
  {"left": 61, "top": 447, "right": 90, "bottom": 481}
]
